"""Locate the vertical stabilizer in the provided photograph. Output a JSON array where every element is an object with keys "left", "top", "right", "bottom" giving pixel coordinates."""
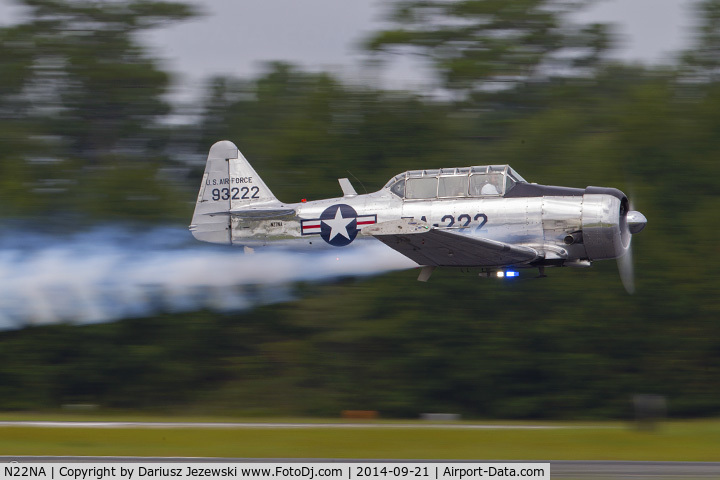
[{"left": 190, "top": 141, "right": 278, "bottom": 244}]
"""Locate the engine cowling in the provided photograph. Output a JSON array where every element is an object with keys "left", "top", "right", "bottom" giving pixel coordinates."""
[{"left": 581, "top": 187, "right": 631, "bottom": 261}]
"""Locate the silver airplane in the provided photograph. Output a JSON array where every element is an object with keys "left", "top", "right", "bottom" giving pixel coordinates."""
[{"left": 190, "top": 141, "right": 647, "bottom": 292}]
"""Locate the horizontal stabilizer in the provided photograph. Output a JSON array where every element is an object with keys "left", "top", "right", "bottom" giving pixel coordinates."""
[
  {"left": 200, "top": 208, "right": 296, "bottom": 218},
  {"left": 228, "top": 208, "right": 296, "bottom": 218},
  {"left": 363, "top": 218, "right": 538, "bottom": 267}
]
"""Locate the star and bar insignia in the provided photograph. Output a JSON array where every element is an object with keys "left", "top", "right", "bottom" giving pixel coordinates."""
[{"left": 301, "top": 204, "right": 377, "bottom": 246}]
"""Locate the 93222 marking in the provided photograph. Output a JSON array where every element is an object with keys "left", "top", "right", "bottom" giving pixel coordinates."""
[{"left": 211, "top": 186, "right": 259, "bottom": 201}]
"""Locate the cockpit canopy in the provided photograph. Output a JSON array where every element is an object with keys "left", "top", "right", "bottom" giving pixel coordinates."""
[{"left": 384, "top": 165, "right": 527, "bottom": 199}]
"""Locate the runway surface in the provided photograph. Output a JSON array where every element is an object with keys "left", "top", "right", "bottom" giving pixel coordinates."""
[
  {"left": 2, "top": 421, "right": 717, "bottom": 478},
  {"left": 1, "top": 457, "right": 719, "bottom": 478},
  {"left": 0, "top": 420, "right": 605, "bottom": 430}
]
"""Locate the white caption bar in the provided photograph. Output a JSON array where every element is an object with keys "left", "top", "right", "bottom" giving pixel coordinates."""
[{"left": 2, "top": 463, "right": 549, "bottom": 480}]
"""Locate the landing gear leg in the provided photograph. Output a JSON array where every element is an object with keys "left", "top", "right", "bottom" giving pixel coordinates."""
[{"left": 536, "top": 266, "right": 547, "bottom": 278}]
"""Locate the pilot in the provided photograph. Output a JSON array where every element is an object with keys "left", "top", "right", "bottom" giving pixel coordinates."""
[
  {"left": 481, "top": 183, "right": 499, "bottom": 195},
  {"left": 480, "top": 174, "right": 502, "bottom": 195}
]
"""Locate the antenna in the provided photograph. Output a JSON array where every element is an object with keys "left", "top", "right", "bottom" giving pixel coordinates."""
[{"left": 347, "top": 170, "right": 368, "bottom": 194}]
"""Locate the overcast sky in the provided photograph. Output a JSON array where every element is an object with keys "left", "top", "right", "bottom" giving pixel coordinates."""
[
  {"left": 0, "top": 0, "right": 700, "bottom": 95},
  {"left": 146, "top": 0, "right": 697, "bottom": 96}
]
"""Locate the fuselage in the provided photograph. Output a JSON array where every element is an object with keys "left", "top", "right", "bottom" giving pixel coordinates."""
[
  {"left": 227, "top": 184, "right": 627, "bottom": 268},
  {"left": 190, "top": 141, "right": 646, "bottom": 273}
]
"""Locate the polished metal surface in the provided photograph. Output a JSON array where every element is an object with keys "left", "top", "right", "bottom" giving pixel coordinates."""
[
  {"left": 627, "top": 210, "right": 648, "bottom": 234},
  {"left": 581, "top": 194, "right": 629, "bottom": 261},
  {"left": 190, "top": 141, "right": 647, "bottom": 287}
]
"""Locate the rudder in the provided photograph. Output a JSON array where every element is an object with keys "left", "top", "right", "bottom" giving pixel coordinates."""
[{"left": 190, "top": 140, "right": 278, "bottom": 244}]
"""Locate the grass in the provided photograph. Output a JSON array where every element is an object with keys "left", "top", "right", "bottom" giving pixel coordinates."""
[{"left": 0, "top": 414, "right": 718, "bottom": 461}]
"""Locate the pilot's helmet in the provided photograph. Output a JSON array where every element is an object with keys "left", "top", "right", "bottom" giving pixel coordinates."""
[{"left": 480, "top": 182, "right": 499, "bottom": 195}]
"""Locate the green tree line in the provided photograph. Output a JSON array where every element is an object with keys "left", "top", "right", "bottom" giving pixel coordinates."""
[{"left": 0, "top": 0, "right": 719, "bottom": 418}]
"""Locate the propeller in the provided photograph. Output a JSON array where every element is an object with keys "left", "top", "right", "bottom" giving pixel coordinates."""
[
  {"left": 617, "top": 197, "right": 647, "bottom": 294},
  {"left": 618, "top": 244, "right": 635, "bottom": 294}
]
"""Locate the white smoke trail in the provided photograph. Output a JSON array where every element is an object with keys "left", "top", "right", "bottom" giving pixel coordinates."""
[{"left": 0, "top": 225, "right": 418, "bottom": 330}]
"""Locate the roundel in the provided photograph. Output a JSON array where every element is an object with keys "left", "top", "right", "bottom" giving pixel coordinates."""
[{"left": 320, "top": 204, "right": 358, "bottom": 247}]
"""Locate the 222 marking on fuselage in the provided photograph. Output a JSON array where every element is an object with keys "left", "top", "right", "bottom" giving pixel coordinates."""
[{"left": 189, "top": 140, "right": 647, "bottom": 292}]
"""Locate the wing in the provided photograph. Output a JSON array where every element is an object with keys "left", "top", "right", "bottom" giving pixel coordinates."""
[{"left": 362, "top": 219, "right": 538, "bottom": 267}]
